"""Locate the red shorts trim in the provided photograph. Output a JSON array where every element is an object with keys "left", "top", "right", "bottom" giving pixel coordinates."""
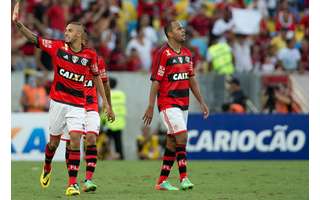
[
  {"left": 86, "top": 131, "right": 99, "bottom": 136},
  {"left": 50, "top": 134, "right": 62, "bottom": 138},
  {"left": 170, "top": 130, "right": 187, "bottom": 136},
  {"left": 69, "top": 130, "right": 86, "bottom": 134}
]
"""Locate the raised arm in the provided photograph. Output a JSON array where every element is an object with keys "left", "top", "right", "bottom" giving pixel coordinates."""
[{"left": 12, "top": 1, "right": 38, "bottom": 44}]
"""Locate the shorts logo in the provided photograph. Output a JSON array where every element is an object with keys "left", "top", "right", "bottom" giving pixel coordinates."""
[
  {"left": 157, "top": 65, "right": 165, "bottom": 77},
  {"left": 58, "top": 68, "right": 85, "bottom": 82},
  {"left": 72, "top": 55, "right": 79, "bottom": 63},
  {"left": 81, "top": 58, "right": 88, "bottom": 66}
]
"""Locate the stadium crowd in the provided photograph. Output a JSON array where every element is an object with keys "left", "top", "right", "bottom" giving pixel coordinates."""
[{"left": 12, "top": 0, "right": 308, "bottom": 73}]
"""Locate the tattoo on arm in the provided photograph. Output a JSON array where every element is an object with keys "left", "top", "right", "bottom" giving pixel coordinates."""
[{"left": 15, "top": 21, "right": 38, "bottom": 45}]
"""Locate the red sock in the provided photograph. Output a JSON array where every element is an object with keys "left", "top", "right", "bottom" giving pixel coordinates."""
[
  {"left": 68, "top": 150, "right": 80, "bottom": 185},
  {"left": 157, "top": 148, "right": 176, "bottom": 184},
  {"left": 176, "top": 144, "right": 187, "bottom": 181},
  {"left": 44, "top": 144, "right": 56, "bottom": 173},
  {"left": 85, "top": 145, "right": 97, "bottom": 180}
]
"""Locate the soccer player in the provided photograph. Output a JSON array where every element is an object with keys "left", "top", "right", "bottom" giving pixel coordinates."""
[
  {"left": 12, "top": 1, "right": 113, "bottom": 196},
  {"left": 62, "top": 54, "right": 115, "bottom": 192},
  {"left": 143, "top": 21, "right": 209, "bottom": 191}
]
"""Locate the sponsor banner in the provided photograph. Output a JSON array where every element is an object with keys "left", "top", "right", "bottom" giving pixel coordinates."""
[
  {"left": 187, "top": 114, "right": 308, "bottom": 160},
  {"left": 12, "top": 113, "right": 66, "bottom": 161}
]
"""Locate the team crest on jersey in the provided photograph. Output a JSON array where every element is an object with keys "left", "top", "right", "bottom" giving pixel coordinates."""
[
  {"left": 157, "top": 65, "right": 165, "bottom": 76},
  {"left": 63, "top": 54, "right": 69, "bottom": 60},
  {"left": 165, "top": 49, "right": 171, "bottom": 56},
  {"left": 72, "top": 55, "right": 79, "bottom": 63},
  {"left": 81, "top": 58, "right": 89, "bottom": 66},
  {"left": 59, "top": 68, "right": 84, "bottom": 82}
]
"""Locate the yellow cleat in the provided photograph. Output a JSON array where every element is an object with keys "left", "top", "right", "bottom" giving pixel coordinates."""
[
  {"left": 65, "top": 184, "right": 80, "bottom": 196},
  {"left": 40, "top": 168, "right": 51, "bottom": 188}
]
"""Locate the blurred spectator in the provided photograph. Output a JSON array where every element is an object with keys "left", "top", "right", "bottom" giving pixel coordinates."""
[
  {"left": 275, "top": 6, "right": 296, "bottom": 31},
  {"left": 96, "top": 133, "right": 120, "bottom": 160},
  {"left": 44, "top": 0, "right": 67, "bottom": 39},
  {"left": 277, "top": 37, "right": 301, "bottom": 72},
  {"left": 126, "top": 26, "right": 152, "bottom": 71},
  {"left": 126, "top": 48, "right": 143, "bottom": 72},
  {"left": 248, "top": 0, "right": 268, "bottom": 18},
  {"left": 100, "top": 77, "right": 126, "bottom": 160},
  {"left": 108, "top": 38, "right": 127, "bottom": 71},
  {"left": 136, "top": 126, "right": 160, "bottom": 160},
  {"left": 211, "top": 6, "right": 234, "bottom": 38},
  {"left": 271, "top": 28, "right": 287, "bottom": 52},
  {"left": 69, "top": 0, "right": 83, "bottom": 21},
  {"left": 222, "top": 78, "right": 247, "bottom": 113},
  {"left": 299, "top": 38, "right": 308, "bottom": 73},
  {"left": 33, "top": 0, "right": 51, "bottom": 23},
  {"left": 262, "top": 84, "right": 301, "bottom": 113},
  {"left": 232, "top": 34, "right": 253, "bottom": 72},
  {"left": 258, "top": 45, "right": 278, "bottom": 74},
  {"left": 131, "top": 14, "right": 159, "bottom": 46},
  {"left": 188, "top": 3, "right": 211, "bottom": 37},
  {"left": 206, "top": 34, "right": 235, "bottom": 75},
  {"left": 10, "top": 0, "right": 308, "bottom": 77},
  {"left": 20, "top": 73, "right": 48, "bottom": 112}
]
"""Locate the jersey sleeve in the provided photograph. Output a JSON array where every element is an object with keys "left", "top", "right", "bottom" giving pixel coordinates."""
[
  {"left": 186, "top": 50, "right": 195, "bottom": 77},
  {"left": 189, "top": 59, "right": 195, "bottom": 77},
  {"left": 150, "top": 50, "right": 167, "bottom": 82},
  {"left": 36, "top": 36, "right": 62, "bottom": 56},
  {"left": 89, "top": 52, "right": 99, "bottom": 76},
  {"left": 98, "top": 56, "right": 108, "bottom": 82}
]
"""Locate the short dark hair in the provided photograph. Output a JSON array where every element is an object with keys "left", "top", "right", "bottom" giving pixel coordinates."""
[
  {"left": 164, "top": 21, "right": 173, "bottom": 39},
  {"left": 109, "top": 77, "right": 117, "bottom": 89},
  {"left": 69, "top": 21, "right": 84, "bottom": 27}
]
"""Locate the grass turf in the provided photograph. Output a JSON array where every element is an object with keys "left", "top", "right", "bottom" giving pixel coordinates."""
[{"left": 11, "top": 160, "right": 308, "bottom": 200}]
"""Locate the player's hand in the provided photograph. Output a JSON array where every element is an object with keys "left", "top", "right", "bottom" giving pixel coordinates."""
[
  {"left": 142, "top": 105, "right": 154, "bottom": 126},
  {"left": 12, "top": 1, "right": 20, "bottom": 23},
  {"left": 200, "top": 103, "right": 209, "bottom": 119},
  {"left": 106, "top": 105, "right": 115, "bottom": 123}
]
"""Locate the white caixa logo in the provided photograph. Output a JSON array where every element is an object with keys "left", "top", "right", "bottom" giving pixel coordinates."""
[{"left": 72, "top": 55, "right": 79, "bottom": 63}]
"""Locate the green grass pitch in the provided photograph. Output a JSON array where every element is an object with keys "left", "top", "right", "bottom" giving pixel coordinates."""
[{"left": 12, "top": 160, "right": 308, "bottom": 200}]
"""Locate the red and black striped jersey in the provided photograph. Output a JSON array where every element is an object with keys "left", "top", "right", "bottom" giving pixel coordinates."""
[
  {"left": 85, "top": 56, "right": 109, "bottom": 112},
  {"left": 37, "top": 36, "right": 99, "bottom": 107},
  {"left": 151, "top": 43, "right": 194, "bottom": 112}
]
